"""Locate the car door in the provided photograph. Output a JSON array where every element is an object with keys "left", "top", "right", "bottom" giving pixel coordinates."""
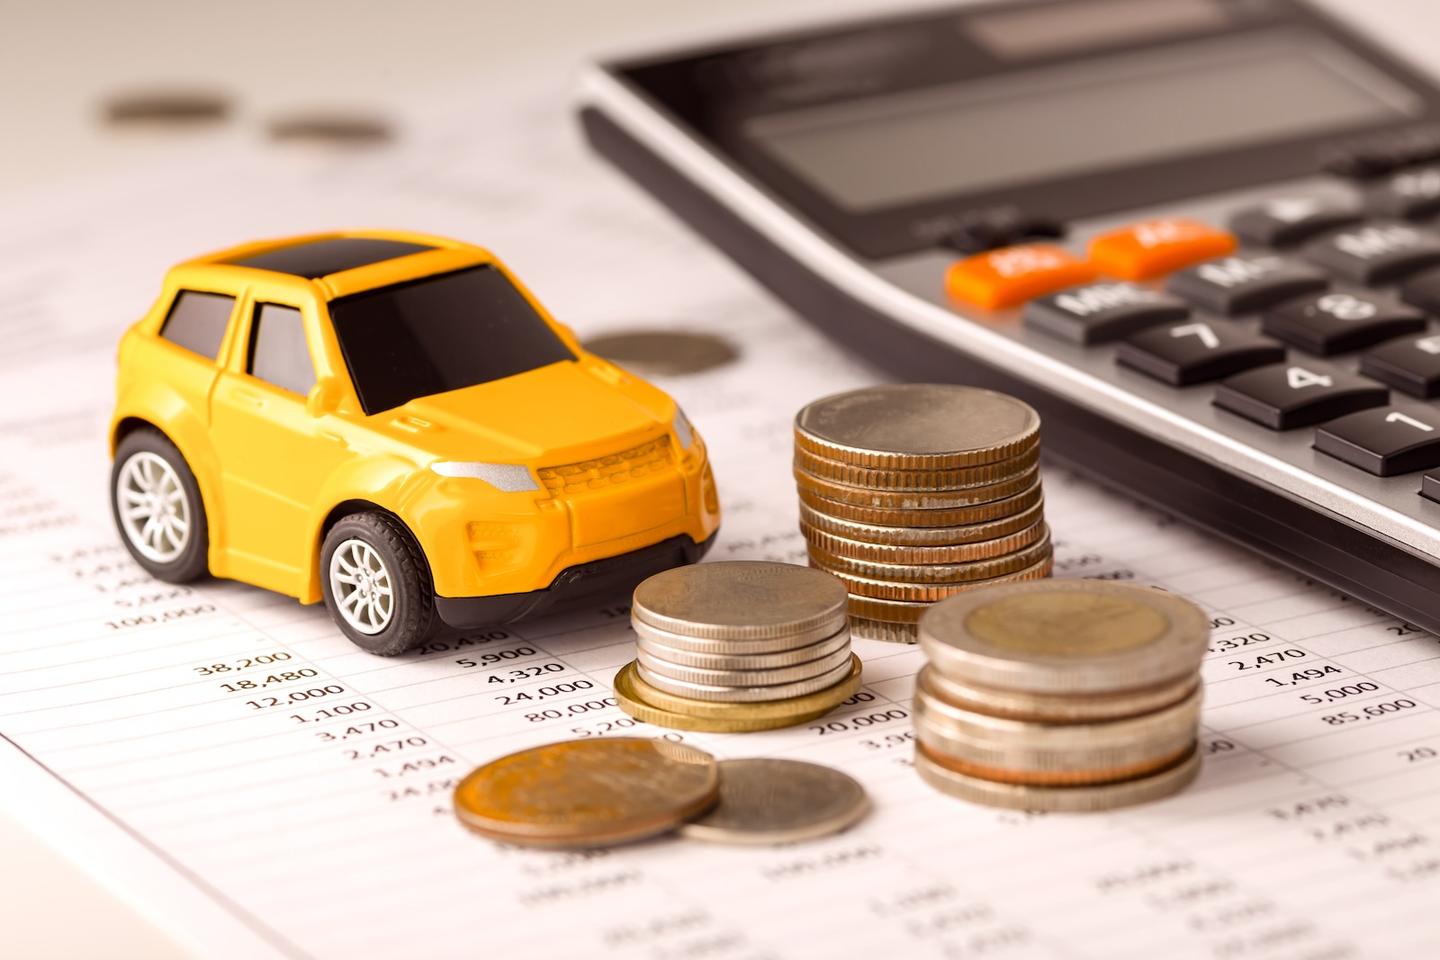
[{"left": 208, "top": 292, "right": 348, "bottom": 596}]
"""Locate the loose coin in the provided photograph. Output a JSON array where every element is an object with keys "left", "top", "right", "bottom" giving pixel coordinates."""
[
  {"left": 453, "top": 738, "right": 718, "bottom": 848},
  {"left": 583, "top": 329, "right": 740, "bottom": 377},
  {"left": 796, "top": 478, "right": 1043, "bottom": 527},
  {"left": 638, "top": 655, "right": 856, "bottom": 703},
  {"left": 615, "top": 657, "right": 863, "bottom": 720},
  {"left": 637, "top": 643, "right": 853, "bottom": 687},
  {"left": 798, "top": 497, "right": 1046, "bottom": 546},
  {"left": 103, "top": 89, "right": 232, "bottom": 126},
  {"left": 680, "top": 759, "right": 870, "bottom": 845},
  {"left": 914, "top": 742, "right": 1201, "bottom": 812},
  {"left": 638, "top": 628, "right": 851, "bottom": 670},
  {"left": 794, "top": 384, "right": 1041, "bottom": 469},
  {"left": 821, "top": 549, "right": 1055, "bottom": 600},
  {"left": 613, "top": 665, "right": 855, "bottom": 732},
  {"left": 267, "top": 111, "right": 394, "bottom": 145},
  {"left": 633, "top": 561, "right": 848, "bottom": 641},
  {"left": 794, "top": 444, "right": 1040, "bottom": 491},
  {"left": 802, "top": 518, "right": 1047, "bottom": 564},
  {"left": 919, "top": 581, "right": 1208, "bottom": 694},
  {"left": 796, "top": 464, "right": 1040, "bottom": 510}
]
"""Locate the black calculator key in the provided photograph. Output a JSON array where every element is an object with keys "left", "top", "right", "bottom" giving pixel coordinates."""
[
  {"left": 1400, "top": 268, "right": 1440, "bottom": 314},
  {"left": 1261, "top": 291, "right": 1426, "bottom": 354},
  {"left": 1167, "top": 255, "right": 1327, "bottom": 315},
  {"left": 1116, "top": 319, "right": 1284, "bottom": 386},
  {"left": 1229, "top": 198, "right": 1364, "bottom": 248},
  {"left": 1359, "top": 333, "right": 1440, "bottom": 397},
  {"left": 1302, "top": 223, "right": 1440, "bottom": 286},
  {"left": 1025, "top": 283, "right": 1188, "bottom": 344},
  {"left": 1214, "top": 363, "right": 1388, "bottom": 429},
  {"left": 1315, "top": 406, "right": 1440, "bottom": 476},
  {"left": 1365, "top": 166, "right": 1440, "bottom": 221}
]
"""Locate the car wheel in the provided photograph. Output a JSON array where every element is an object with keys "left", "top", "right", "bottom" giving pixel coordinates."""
[
  {"left": 321, "top": 512, "right": 438, "bottom": 656},
  {"left": 111, "top": 428, "right": 209, "bottom": 582}
]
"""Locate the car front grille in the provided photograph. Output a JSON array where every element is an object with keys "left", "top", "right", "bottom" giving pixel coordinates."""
[{"left": 538, "top": 436, "right": 672, "bottom": 496}]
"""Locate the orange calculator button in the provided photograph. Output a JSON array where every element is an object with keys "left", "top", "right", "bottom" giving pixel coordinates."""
[
  {"left": 945, "top": 243, "right": 1098, "bottom": 310},
  {"left": 1088, "top": 217, "right": 1237, "bottom": 281}
]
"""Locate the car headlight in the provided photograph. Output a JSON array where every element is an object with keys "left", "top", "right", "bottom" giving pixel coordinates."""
[
  {"left": 673, "top": 406, "right": 696, "bottom": 450},
  {"left": 430, "top": 461, "right": 539, "bottom": 492}
]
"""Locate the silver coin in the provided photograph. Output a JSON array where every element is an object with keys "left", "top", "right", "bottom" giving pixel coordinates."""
[
  {"left": 637, "top": 627, "right": 851, "bottom": 670},
  {"left": 632, "top": 615, "right": 846, "bottom": 655},
  {"left": 920, "top": 663, "right": 1198, "bottom": 722},
  {"left": 914, "top": 743, "right": 1201, "bottom": 812},
  {"left": 919, "top": 580, "right": 1209, "bottom": 695},
  {"left": 680, "top": 758, "right": 869, "bottom": 845},
  {"left": 637, "top": 643, "right": 853, "bottom": 687},
  {"left": 794, "top": 385, "right": 1040, "bottom": 469},
  {"left": 636, "top": 656, "right": 856, "bottom": 703},
  {"left": 633, "top": 561, "right": 849, "bottom": 641}
]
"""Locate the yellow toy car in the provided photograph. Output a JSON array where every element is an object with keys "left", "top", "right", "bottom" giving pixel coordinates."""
[{"left": 109, "top": 230, "right": 719, "bottom": 654}]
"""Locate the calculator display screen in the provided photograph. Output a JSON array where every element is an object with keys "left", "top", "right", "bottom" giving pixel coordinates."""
[{"left": 746, "top": 33, "right": 1419, "bottom": 212}]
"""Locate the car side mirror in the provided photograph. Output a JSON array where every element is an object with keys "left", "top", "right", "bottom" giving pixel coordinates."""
[{"left": 306, "top": 378, "right": 340, "bottom": 417}]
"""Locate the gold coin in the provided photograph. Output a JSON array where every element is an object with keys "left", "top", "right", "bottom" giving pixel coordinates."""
[
  {"left": 843, "top": 559, "right": 1054, "bottom": 623},
  {"left": 812, "top": 531, "right": 1053, "bottom": 590},
  {"left": 613, "top": 664, "right": 856, "bottom": 733},
  {"left": 453, "top": 738, "right": 718, "bottom": 848},
  {"left": 794, "top": 384, "right": 1040, "bottom": 469},
  {"left": 795, "top": 464, "right": 1039, "bottom": 510},
  {"left": 920, "top": 663, "right": 1199, "bottom": 722},
  {"left": 613, "top": 657, "right": 862, "bottom": 720},
  {"left": 793, "top": 445, "right": 1039, "bottom": 491},
  {"left": 797, "top": 478, "right": 1043, "bottom": 527},
  {"left": 798, "top": 497, "right": 1045, "bottom": 546},
  {"left": 848, "top": 616, "right": 919, "bottom": 644},
  {"left": 919, "top": 580, "right": 1208, "bottom": 694},
  {"left": 801, "top": 517, "right": 1047, "bottom": 564}
]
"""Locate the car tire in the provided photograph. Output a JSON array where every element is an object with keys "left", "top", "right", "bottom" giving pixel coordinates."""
[
  {"left": 111, "top": 427, "right": 210, "bottom": 583},
  {"left": 320, "top": 512, "right": 438, "bottom": 656}
]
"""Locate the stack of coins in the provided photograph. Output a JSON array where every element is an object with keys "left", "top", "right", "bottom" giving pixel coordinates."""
[
  {"left": 614, "top": 561, "right": 863, "bottom": 732},
  {"left": 794, "top": 384, "right": 1053, "bottom": 643},
  {"left": 913, "top": 580, "right": 1208, "bottom": 811}
]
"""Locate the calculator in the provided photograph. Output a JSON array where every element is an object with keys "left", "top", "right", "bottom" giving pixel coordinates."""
[{"left": 577, "top": 0, "right": 1440, "bottom": 632}]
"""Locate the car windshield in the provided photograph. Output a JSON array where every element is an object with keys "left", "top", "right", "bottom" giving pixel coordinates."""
[{"left": 328, "top": 265, "right": 575, "bottom": 414}]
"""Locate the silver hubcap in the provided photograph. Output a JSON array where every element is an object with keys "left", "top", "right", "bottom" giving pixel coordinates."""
[
  {"left": 329, "top": 539, "right": 394, "bottom": 635},
  {"left": 116, "top": 452, "right": 191, "bottom": 563}
]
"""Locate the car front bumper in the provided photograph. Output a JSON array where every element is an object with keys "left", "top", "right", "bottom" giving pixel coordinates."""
[{"left": 433, "top": 530, "right": 716, "bottom": 628}]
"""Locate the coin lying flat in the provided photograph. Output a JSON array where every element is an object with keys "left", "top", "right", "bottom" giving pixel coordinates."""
[
  {"left": 583, "top": 329, "right": 739, "bottom": 377},
  {"left": 613, "top": 659, "right": 863, "bottom": 731},
  {"left": 798, "top": 479, "right": 1044, "bottom": 527},
  {"left": 633, "top": 561, "right": 848, "bottom": 640},
  {"left": 921, "top": 663, "right": 1199, "bottom": 723},
  {"left": 796, "top": 465, "right": 1040, "bottom": 510},
  {"left": 680, "top": 759, "right": 869, "bottom": 845},
  {"left": 794, "top": 385, "right": 1041, "bottom": 469},
  {"left": 638, "top": 643, "right": 853, "bottom": 687},
  {"left": 454, "top": 738, "right": 718, "bottom": 848},
  {"left": 802, "top": 519, "right": 1048, "bottom": 565},
  {"left": 919, "top": 581, "right": 1208, "bottom": 694},
  {"left": 632, "top": 615, "right": 844, "bottom": 654},
  {"left": 794, "top": 444, "right": 1040, "bottom": 491},
  {"left": 638, "top": 628, "right": 851, "bottom": 670},
  {"left": 798, "top": 498, "right": 1046, "bottom": 547},
  {"left": 638, "top": 655, "right": 856, "bottom": 703},
  {"left": 849, "top": 617, "right": 921, "bottom": 644},
  {"left": 823, "top": 551, "right": 1055, "bottom": 601}
]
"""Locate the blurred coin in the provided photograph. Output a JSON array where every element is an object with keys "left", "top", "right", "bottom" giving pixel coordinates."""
[
  {"left": 919, "top": 581, "right": 1208, "bottom": 694},
  {"left": 799, "top": 497, "right": 1045, "bottom": 546},
  {"left": 584, "top": 329, "right": 739, "bottom": 377},
  {"left": 795, "top": 385, "right": 1040, "bottom": 469},
  {"left": 453, "top": 738, "right": 718, "bottom": 848},
  {"left": 615, "top": 657, "right": 862, "bottom": 720},
  {"left": 794, "top": 445, "right": 1039, "bottom": 491},
  {"left": 637, "top": 627, "right": 850, "bottom": 669},
  {"left": 638, "top": 655, "right": 856, "bottom": 703},
  {"left": 680, "top": 759, "right": 869, "bottom": 845},
  {"left": 795, "top": 465, "right": 1039, "bottom": 510},
  {"left": 802, "top": 517, "right": 1046, "bottom": 564},
  {"left": 633, "top": 561, "right": 848, "bottom": 641},
  {"left": 613, "top": 663, "right": 858, "bottom": 733},
  {"left": 267, "top": 111, "right": 393, "bottom": 145},
  {"left": 914, "top": 742, "right": 1200, "bottom": 811},
  {"left": 637, "top": 643, "right": 852, "bottom": 687},
  {"left": 103, "top": 89, "right": 231, "bottom": 126},
  {"left": 797, "top": 479, "right": 1043, "bottom": 527}
]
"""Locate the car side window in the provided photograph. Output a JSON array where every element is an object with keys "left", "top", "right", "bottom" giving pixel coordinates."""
[
  {"left": 159, "top": 290, "right": 234, "bottom": 360},
  {"left": 247, "top": 303, "right": 316, "bottom": 397}
]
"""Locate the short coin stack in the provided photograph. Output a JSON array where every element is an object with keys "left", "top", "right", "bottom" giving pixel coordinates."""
[
  {"left": 914, "top": 580, "right": 1208, "bottom": 811},
  {"left": 614, "top": 561, "right": 862, "bottom": 732},
  {"left": 794, "top": 384, "right": 1053, "bottom": 643}
]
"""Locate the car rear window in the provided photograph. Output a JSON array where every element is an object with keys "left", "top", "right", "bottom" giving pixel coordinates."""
[{"left": 328, "top": 265, "right": 574, "bottom": 414}]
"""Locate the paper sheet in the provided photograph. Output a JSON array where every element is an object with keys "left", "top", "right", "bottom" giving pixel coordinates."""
[{"left": 4, "top": 79, "right": 1440, "bottom": 960}]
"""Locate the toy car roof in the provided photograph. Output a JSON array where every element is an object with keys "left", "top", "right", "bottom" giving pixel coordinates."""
[{"left": 181, "top": 231, "right": 490, "bottom": 289}]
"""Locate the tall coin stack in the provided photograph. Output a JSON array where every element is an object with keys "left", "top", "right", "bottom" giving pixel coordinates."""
[
  {"left": 794, "top": 384, "right": 1053, "bottom": 643},
  {"left": 614, "top": 561, "right": 863, "bottom": 733},
  {"left": 914, "top": 581, "right": 1208, "bottom": 811}
]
